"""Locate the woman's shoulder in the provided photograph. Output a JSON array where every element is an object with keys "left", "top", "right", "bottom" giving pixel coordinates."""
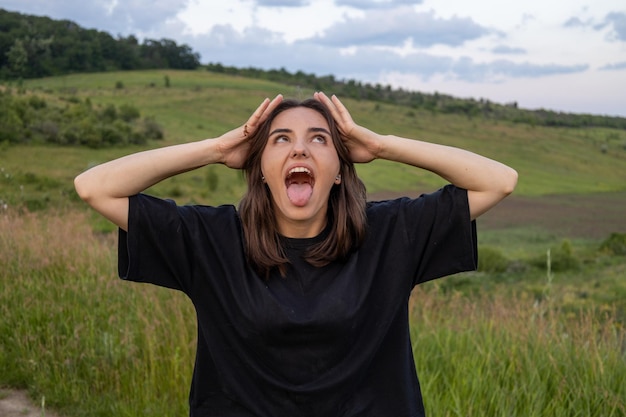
[
  {"left": 366, "top": 185, "right": 463, "bottom": 208},
  {"left": 131, "top": 193, "right": 240, "bottom": 226},
  {"left": 365, "top": 185, "right": 466, "bottom": 222},
  {"left": 133, "top": 193, "right": 235, "bottom": 210}
]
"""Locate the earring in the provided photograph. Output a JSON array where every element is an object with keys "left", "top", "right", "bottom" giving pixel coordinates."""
[
  {"left": 262, "top": 176, "right": 266, "bottom": 182},
  {"left": 335, "top": 174, "right": 341, "bottom": 184}
]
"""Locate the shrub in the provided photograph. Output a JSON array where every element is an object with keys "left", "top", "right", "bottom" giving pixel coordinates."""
[
  {"left": 477, "top": 246, "right": 509, "bottom": 273},
  {"left": 97, "top": 124, "right": 124, "bottom": 145},
  {"left": 142, "top": 117, "right": 164, "bottom": 140},
  {"left": 28, "top": 95, "right": 46, "bottom": 110},
  {"left": 0, "top": 108, "right": 24, "bottom": 143},
  {"left": 101, "top": 104, "right": 118, "bottom": 122},
  {"left": 60, "top": 126, "right": 80, "bottom": 145},
  {"left": 599, "top": 233, "right": 626, "bottom": 255},
  {"left": 0, "top": 88, "right": 166, "bottom": 147},
  {"left": 118, "top": 103, "right": 140, "bottom": 122},
  {"left": 63, "top": 95, "right": 81, "bottom": 104},
  {"left": 20, "top": 195, "right": 51, "bottom": 211},
  {"left": 129, "top": 130, "right": 147, "bottom": 146},
  {"left": 32, "top": 120, "right": 59, "bottom": 143},
  {"left": 530, "top": 240, "right": 580, "bottom": 272}
]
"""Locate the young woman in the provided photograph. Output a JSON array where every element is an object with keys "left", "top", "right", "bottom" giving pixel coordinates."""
[{"left": 75, "top": 92, "right": 517, "bottom": 417}]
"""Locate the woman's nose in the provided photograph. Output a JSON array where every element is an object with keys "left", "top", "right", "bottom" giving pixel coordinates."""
[{"left": 291, "top": 140, "right": 309, "bottom": 157}]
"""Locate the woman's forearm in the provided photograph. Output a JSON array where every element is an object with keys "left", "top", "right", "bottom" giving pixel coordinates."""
[
  {"left": 76, "top": 139, "right": 218, "bottom": 198},
  {"left": 376, "top": 134, "right": 518, "bottom": 218},
  {"left": 74, "top": 138, "right": 222, "bottom": 230},
  {"left": 378, "top": 135, "right": 516, "bottom": 192}
]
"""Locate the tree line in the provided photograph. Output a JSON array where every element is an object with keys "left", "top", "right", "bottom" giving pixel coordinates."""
[
  {"left": 205, "top": 63, "right": 626, "bottom": 131},
  {"left": 0, "top": 9, "right": 200, "bottom": 79}
]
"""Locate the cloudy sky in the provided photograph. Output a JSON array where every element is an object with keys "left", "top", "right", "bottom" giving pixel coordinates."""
[{"left": 2, "top": 0, "right": 626, "bottom": 116}]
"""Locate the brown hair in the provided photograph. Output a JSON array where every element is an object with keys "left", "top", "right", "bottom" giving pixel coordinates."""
[{"left": 238, "top": 98, "right": 367, "bottom": 277}]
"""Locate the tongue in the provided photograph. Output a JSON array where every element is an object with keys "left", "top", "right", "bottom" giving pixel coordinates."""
[{"left": 287, "top": 183, "right": 313, "bottom": 207}]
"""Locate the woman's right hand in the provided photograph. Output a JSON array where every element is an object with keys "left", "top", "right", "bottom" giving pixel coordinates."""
[
  {"left": 217, "top": 94, "right": 283, "bottom": 169},
  {"left": 314, "top": 92, "right": 382, "bottom": 163}
]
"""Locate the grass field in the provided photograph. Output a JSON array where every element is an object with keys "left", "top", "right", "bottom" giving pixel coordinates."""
[
  {"left": 1, "top": 69, "right": 625, "bottom": 416},
  {"left": 1, "top": 209, "right": 624, "bottom": 416},
  {"left": 1, "top": 69, "right": 625, "bottom": 210}
]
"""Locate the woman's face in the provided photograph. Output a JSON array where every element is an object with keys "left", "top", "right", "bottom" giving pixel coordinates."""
[{"left": 261, "top": 107, "right": 341, "bottom": 238}]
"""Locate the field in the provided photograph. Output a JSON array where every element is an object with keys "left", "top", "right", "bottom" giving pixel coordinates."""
[{"left": 1, "top": 69, "right": 625, "bottom": 416}]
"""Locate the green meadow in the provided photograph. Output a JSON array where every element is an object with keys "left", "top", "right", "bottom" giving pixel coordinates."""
[{"left": 1, "top": 69, "right": 625, "bottom": 416}]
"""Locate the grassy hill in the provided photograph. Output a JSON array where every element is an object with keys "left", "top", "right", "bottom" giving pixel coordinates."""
[
  {"left": 1, "top": 69, "right": 625, "bottom": 417},
  {"left": 2, "top": 69, "right": 625, "bottom": 211}
]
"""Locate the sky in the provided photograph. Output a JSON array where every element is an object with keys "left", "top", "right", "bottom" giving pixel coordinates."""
[{"left": 2, "top": 0, "right": 626, "bottom": 117}]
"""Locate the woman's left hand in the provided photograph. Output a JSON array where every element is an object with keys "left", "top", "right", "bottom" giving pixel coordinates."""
[
  {"left": 218, "top": 94, "right": 283, "bottom": 169},
  {"left": 314, "top": 92, "right": 381, "bottom": 163}
]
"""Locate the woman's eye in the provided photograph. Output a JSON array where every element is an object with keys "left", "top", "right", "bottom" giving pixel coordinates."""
[
  {"left": 312, "top": 135, "right": 327, "bottom": 144},
  {"left": 275, "top": 135, "right": 289, "bottom": 143}
]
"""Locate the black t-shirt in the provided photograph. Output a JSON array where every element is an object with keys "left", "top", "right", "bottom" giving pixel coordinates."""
[{"left": 118, "top": 184, "right": 477, "bottom": 417}]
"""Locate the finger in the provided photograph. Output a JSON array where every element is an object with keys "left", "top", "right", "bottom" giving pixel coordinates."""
[
  {"left": 248, "top": 94, "right": 283, "bottom": 128},
  {"left": 319, "top": 92, "right": 350, "bottom": 125},
  {"left": 315, "top": 91, "right": 342, "bottom": 121},
  {"left": 259, "top": 94, "right": 283, "bottom": 123},
  {"left": 315, "top": 91, "right": 333, "bottom": 108},
  {"left": 330, "top": 94, "right": 353, "bottom": 123},
  {"left": 248, "top": 97, "right": 271, "bottom": 124}
]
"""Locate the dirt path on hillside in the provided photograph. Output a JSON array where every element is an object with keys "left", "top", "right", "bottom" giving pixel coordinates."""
[
  {"left": 369, "top": 191, "right": 626, "bottom": 240},
  {"left": 0, "top": 389, "right": 62, "bottom": 417},
  {"left": 478, "top": 192, "right": 626, "bottom": 239}
]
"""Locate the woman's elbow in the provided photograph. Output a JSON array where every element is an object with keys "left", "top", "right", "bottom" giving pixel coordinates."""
[
  {"left": 74, "top": 171, "right": 96, "bottom": 204},
  {"left": 500, "top": 166, "right": 518, "bottom": 197}
]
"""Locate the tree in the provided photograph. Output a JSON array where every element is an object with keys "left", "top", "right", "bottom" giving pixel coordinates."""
[{"left": 5, "top": 39, "right": 27, "bottom": 78}]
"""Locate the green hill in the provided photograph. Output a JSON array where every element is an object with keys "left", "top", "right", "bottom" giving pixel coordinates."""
[
  {"left": 1, "top": 69, "right": 625, "bottom": 417},
  {"left": 1, "top": 69, "right": 625, "bottom": 213}
]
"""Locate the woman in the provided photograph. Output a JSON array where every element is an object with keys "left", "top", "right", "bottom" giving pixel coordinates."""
[{"left": 75, "top": 92, "right": 517, "bottom": 417}]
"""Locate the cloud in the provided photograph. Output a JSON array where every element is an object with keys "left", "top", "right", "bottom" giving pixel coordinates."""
[
  {"left": 335, "top": 0, "right": 423, "bottom": 10},
  {"left": 451, "top": 58, "right": 589, "bottom": 82},
  {"left": 600, "top": 61, "right": 626, "bottom": 70},
  {"left": 563, "top": 17, "right": 586, "bottom": 28},
  {"left": 311, "top": 8, "right": 490, "bottom": 47},
  {"left": 564, "top": 11, "right": 626, "bottom": 42},
  {"left": 1, "top": 0, "right": 110, "bottom": 27},
  {"left": 201, "top": 24, "right": 285, "bottom": 49},
  {"left": 491, "top": 45, "right": 526, "bottom": 55},
  {"left": 191, "top": 24, "right": 589, "bottom": 85},
  {"left": 255, "top": 0, "right": 311, "bottom": 7},
  {"left": 604, "top": 12, "right": 626, "bottom": 41},
  {"left": 0, "top": 0, "right": 190, "bottom": 35},
  {"left": 108, "top": 0, "right": 191, "bottom": 34},
  {"left": 191, "top": 25, "right": 450, "bottom": 78}
]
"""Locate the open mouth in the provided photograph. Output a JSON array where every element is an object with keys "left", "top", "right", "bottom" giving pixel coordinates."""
[{"left": 285, "top": 167, "right": 315, "bottom": 207}]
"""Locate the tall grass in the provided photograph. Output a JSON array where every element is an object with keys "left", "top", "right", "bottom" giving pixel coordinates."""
[
  {"left": 410, "top": 289, "right": 625, "bottom": 416},
  {"left": 0, "top": 209, "right": 196, "bottom": 416},
  {"left": 1, "top": 210, "right": 625, "bottom": 416}
]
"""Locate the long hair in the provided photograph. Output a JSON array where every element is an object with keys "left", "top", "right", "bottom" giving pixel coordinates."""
[{"left": 238, "top": 98, "right": 367, "bottom": 277}]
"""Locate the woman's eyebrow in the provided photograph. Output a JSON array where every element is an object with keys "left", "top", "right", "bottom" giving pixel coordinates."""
[
  {"left": 309, "top": 127, "right": 331, "bottom": 135},
  {"left": 269, "top": 128, "right": 292, "bottom": 136},
  {"left": 269, "top": 127, "right": 331, "bottom": 136}
]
